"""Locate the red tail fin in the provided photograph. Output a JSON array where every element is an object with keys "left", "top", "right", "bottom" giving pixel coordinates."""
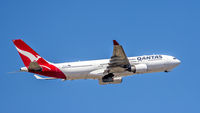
[
  {"left": 12, "top": 39, "right": 49, "bottom": 67},
  {"left": 13, "top": 39, "right": 66, "bottom": 79}
]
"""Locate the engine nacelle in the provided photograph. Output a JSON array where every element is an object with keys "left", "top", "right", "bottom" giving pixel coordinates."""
[
  {"left": 99, "top": 76, "right": 122, "bottom": 85},
  {"left": 130, "top": 64, "right": 147, "bottom": 73}
]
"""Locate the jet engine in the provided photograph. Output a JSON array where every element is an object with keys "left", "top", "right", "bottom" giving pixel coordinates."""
[
  {"left": 129, "top": 64, "right": 147, "bottom": 73},
  {"left": 99, "top": 73, "right": 122, "bottom": 85}
]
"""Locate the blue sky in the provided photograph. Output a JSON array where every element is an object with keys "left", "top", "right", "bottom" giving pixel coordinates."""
[{"left": 1, "top": 0, "right": 200, "bottom": 113}]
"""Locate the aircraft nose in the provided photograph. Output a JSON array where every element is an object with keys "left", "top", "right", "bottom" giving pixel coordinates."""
[{"left": 175, "top": 59, "right": 181, "bottom": 65}]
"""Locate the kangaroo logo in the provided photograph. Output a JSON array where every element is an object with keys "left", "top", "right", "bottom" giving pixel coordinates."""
[{"left": 16, "top": 47, "right": 41, "bottom": 62}]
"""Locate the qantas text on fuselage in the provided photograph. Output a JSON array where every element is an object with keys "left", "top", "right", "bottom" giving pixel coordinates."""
[{"left": 13, "top": 39, "right": 181, "bottom": 85}]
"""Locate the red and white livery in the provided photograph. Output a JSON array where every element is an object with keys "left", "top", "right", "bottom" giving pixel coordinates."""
[{"left": 13, "top": 39, "right": 181, "bottom": 85}]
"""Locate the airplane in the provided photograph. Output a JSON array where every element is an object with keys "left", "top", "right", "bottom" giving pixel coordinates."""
[{"left": 12, "top": 39, "right": 181, "bottom": 85}]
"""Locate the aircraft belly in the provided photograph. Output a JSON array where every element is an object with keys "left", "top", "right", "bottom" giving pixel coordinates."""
[
  {"left": 62, "top": 67, "right": 100, "bottom": 80},
  {"left": 64, "top": 72, "right": 89, "bottom": 80}
]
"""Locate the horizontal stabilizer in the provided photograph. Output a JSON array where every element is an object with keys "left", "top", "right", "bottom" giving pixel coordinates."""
[
  {"left": 29, "top": 62, "right": 42, "bottom": 72},
  {"left": 34, "top": 74, "right": 57, "bottom": 80}
]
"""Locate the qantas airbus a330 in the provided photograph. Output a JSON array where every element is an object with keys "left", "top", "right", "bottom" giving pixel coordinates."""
[{"left": 13, "top": 39, "right": 181, "bottom": 85}]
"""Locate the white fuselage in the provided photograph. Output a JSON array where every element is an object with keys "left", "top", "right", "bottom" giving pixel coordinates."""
[{"left": 54, "top": 55, "right": 181, "bottom": 80}]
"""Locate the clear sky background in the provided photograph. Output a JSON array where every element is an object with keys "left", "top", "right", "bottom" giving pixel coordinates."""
[{"left": 0, "top": 0, "right": 200, "bottom": 113}]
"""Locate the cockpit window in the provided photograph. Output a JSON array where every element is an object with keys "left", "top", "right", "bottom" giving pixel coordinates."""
[{"left": 173, "top": 57, "right": 177, "bottom": 59}]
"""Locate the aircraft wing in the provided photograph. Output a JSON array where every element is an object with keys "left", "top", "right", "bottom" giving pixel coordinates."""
[{"left": 105, "top": 40, "right": 131, "bottom": 74}]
